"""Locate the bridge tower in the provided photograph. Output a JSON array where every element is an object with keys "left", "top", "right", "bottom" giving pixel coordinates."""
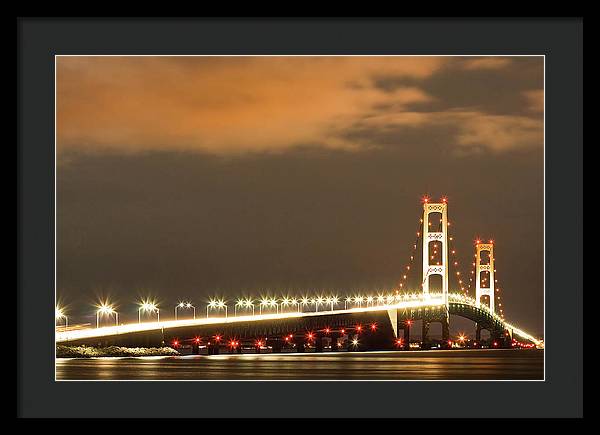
[
  {"left": 422, "top": 200, "right": 449, "bottom": 307},
  {"left": 475, "top": 241, "right": 495, "bottom": 315},
  {"left": 420, "top": 199, "right": 450, "bottom": 347}
]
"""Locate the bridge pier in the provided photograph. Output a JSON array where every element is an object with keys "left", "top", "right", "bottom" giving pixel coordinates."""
[
  {"left": 502, "top": 330, "right": 513, "bottom": 348},
  {"left": 400, "top": 321, "right": 411, "bottom": 350},
  {"left": 422, "top": 321, "right": 430, "bottom": 349},
  {"left": 475, "top": 324, "right": 491, "bottom": 347},
  {"left": 330, "top": 332, "right": 339, "bottom": 351},
  {"left": 207, "top": 342, "right": 220, "bottom": 355},
  {"left": 293, "top": 336, "right": 305, "bottom": 353},
  {"left": 270, "top": 338, "right": 283, "bottom": 353},
  {"left": 359, "top": 326, "right": 391, "bottom": 351},
  {"left": 441, "top": 319, "right": 450, "bottom": 348},
  {"left": 490, "top": 331, "right": 512, "bottom": 348},
  {"left": 315, "top": 334, "right": 324, "bottom": 353}
]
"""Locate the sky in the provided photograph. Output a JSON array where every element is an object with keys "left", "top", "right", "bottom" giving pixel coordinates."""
[{"left": 56, "top": 56, "right": 544, "bottom": 336}]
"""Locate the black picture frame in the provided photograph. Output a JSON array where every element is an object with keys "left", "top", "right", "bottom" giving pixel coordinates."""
[{"left": 17, "top": 17, "right": 582, "bottom": 418}]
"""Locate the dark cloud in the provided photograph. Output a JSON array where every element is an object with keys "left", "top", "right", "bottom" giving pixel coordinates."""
[{"left": 372, "top": 57, "right": 543, "bottom": 117}]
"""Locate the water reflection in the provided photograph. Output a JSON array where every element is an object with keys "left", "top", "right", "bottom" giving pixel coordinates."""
[{"left": 56, "top": 349, "right": 543, "bottom": 381}]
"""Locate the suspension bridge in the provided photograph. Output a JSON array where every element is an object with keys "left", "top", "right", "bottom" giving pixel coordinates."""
[{"left": 55, "top": 198, "right": 543, "bottom": 353}]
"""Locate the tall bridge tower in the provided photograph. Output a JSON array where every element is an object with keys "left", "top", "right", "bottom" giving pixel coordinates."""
[
  {"left": 422, "top": 200, "right": 449, "bottom": 307},
  {"left": 475, "top": 241, "right": 495, "bottom": 315},
  {"left": 419, "top": 199, "right": 450, "bottom": 346}
]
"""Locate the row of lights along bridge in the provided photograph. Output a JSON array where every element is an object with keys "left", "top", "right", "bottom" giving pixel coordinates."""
[{"left": 57, "top": 292, "right": 458, "bottom": 328}]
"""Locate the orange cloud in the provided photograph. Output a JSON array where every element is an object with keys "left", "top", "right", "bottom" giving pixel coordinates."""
[
  {"left": 347, "top": 109, "right": 542, "bottom": 153},
  {"left": 462, "top": 57, "right": 513, "bottom": 70},
  {"left": 453, "top": 112, "right": 543, "bottom": 152},
  {"left": 523, "top": 89, "right": 544, "bottom": 113},
  {"left": 57, "top": 56, "right": 444, "bottom": 155}
]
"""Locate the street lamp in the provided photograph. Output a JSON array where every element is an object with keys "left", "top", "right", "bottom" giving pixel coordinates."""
[
  {"left": 300, "top": 297, "right": 310, "bottom": 312},
  {"left": 329, "top": 296, "right": 339, "bottom": 311},
  {"left": 186, "top": 302, "right": 195, "bottom": 319},
  {"left": 96, "top": 303, "right": 118, "bottom": 328},
  {"left": 235, "top": 299, "right": 245, "bottom": 317},
  {"left": 207, "top": 299, "right": 226, "bottom": 318},
  {"left": 244, "top": 299, "right": 255, "bottom": 316},
  {"left": 207, "top": 299, "right": 218, "bottom": 318},
  {"left": 55, "top": 306, "right": 68, "bottom": 331},
  {"left": 175, "top": 302, "right": 195, "bottom": 320},
  {"left": 315, "top": 297, "right": 324, "bottom": 312},
  {"left": 366, "top": 296, "right": 374, "bottom": 307},
  {"left": 217, "top": 300, "right": 227, "bottom": 318},
  {"left": 291, "top": 298, "right": 299, "bottom": 312},
  {"left": 138, "top": 300, "right": 159, "bottom": 323},
  {"left": 355, "top": 295, "right": 364, "bottom": 308},
  {"left": 269, "top": 298, "right": 279, "bottom": 314},
  {"left": 259, "top": 298, "right": 270, "bottom": 315},
  {"left": 345, "top": 296, "right": 352, "bottom": 310}
]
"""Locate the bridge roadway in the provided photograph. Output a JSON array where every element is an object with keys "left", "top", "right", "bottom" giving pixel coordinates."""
[{"left": 56, "top": 294, "right": 542, "bottom": 350}]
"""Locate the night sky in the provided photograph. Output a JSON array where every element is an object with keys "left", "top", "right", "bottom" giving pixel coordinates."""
[{"left": 56, "top": 56, "right": 543, "bottom": 336}]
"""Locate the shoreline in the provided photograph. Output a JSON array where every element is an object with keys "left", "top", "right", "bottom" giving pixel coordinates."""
[{"left": 56, "top": 345, "right": 180, "bottom": 358}]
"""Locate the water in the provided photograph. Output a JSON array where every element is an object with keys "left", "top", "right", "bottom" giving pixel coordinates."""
[{"left": 56, "top": 349, "right": 543, "bottom": 380}]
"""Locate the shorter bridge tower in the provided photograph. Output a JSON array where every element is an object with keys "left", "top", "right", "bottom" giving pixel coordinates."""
[{"left": 475, "top": 241, "right": 495, "bottom": 315}]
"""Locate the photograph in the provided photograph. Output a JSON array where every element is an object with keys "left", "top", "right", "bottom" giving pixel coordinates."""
[{"left": 53, "top": 55, "right": 545, "bottom": 381}]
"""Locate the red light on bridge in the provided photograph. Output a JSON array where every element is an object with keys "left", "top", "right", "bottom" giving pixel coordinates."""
[
  {"left": 356, "top": 325, "right": 362, "bottom": 332},
  {"left": 406, "top": 320, "right": 412, "bottom": 326},
  {"left": 340, "top": 329, "right": 345, "bottom": 334},
  {"left": 194, "top": 337, "right": 201, "bottom": 344},
  {"left": 441, "top": 196, "right": 448, "bottom": 203},
  {"left": 307, "top": 332, "right": 314, "bottom": 340},
  {"left": 214, "top": 335, "right": 221, "bottom": 342},
  {"left": 325, "top": 328, "right": 330, "bottom": 334},
  {"left": 172, "top": 340, "right": 179, "bottom": 347},
  {"left": 422, "top": 195, "right": 430, "bottom": 204},
  {"left": 370, "top": 323, "right": 377, "bottom": 331},
  {"left": 493, "top": 342, "right": 498, "bottom": 347},
  {"left": 395, "top": 339, "right": 403, "bottom": 347}
]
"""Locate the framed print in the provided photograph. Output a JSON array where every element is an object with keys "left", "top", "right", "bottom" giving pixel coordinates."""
[{"left": 18, "top": 17, "right": 582, "bottom": 419}]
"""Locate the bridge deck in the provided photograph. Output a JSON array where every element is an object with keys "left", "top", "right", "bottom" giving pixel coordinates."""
[
  {"left": 56, "top": 294, "right": 542, "bottom": 346},
  {"left": 56, "top": 298, "right": 445, "bottom": 343}
]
